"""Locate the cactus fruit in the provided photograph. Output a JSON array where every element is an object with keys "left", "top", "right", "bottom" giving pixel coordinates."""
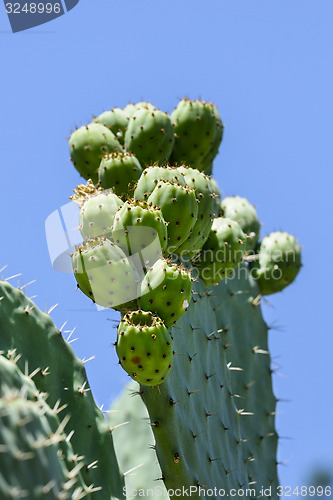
[
  {"left": 221, "top": 196, "right": 260, "bottom": 251},
  {"left": 195, "top": 217, "right": 246, "bottom": 286},
  {"left": 98, "top": 152, "right": 143, "bottom": 198},
  {"left": 72, "top": 238, "right": 141, "bottom": 309},
  {"left": 138, "top": 258, "right": 192, "bottom": 327},
  {"left": 170, "top": 98, "right": 223, "bottom": 173},
  {"left": 176, "top": 166, "right": 214, "bottom": 256},
  {"left": 108, "top": 382, "right": 167, "bottom": 498},
  {"left": 208, "top": 176, "right": 222, "bottom": 218},
  {"left": 134, "top": 164, "right": 186, "bottom": 201},
  {"left": 196, "top": 105, "right": 224, "bottom": 174},
  {"left": 123, "top": 101, "right": 157, "bottom": 119},
  {"left": 79, "top": 191, "right": 123, "bottom": 240},
  {"left": 69, "top": 123, "right": 122, "bottom": 184},
  {"left": 251, "top": 231, "right": 302, "bottom": 295},
  {"left": 147, "top": 181, "right": 198, "bottom": 254},
  {"left": 124, "top": 108, "right": 175, "bottom": 166},
  {"left": 112, "top": 200, "right": 168, "bottom": 260},
  {"left": 116, "top": 310, "right": 173, "bottom": 386},
  {"left": 94, "top": 108, "right": 129, "bottom": 144}
]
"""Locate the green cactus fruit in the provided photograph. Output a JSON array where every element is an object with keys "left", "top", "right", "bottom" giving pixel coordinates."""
[
  {"left": 123, "top": 101, "right": 157, "bottom": 119},
  {"left": 147, "top": 181, "right": 198, "bottom": 255},
  {"left": 251, "top": 231, "right": 302, "bottom": 295},
  {"left": 72, "top": 238, "right": 141, "bottom": 309},
  {"left": 196, "top": 105, "right": 224, "bottom": 174},
  {"left": 195, "top": 217, "right": 246, "bottom": 286},
  {"left": 79, "top": 190, "right": 124, "bottom": 240},
  {"left": 116, "top": 310, "right": 173, "bottom": 387},
  {"left": 176, "top": 166, "right": 214, "bottom": 256},
  {"left": 69, "top": 123, "right": 122, "bottom": 184},
  {"left": 138, "top": 258, "right": 192, "bottom": 327},
  {"left": 98, "top": 152, "right": 143, "bottom": 198},
  {"left": 170, "top": 98, "right": 223, "bottom": 172},
  {"left": 208, "top": 176, "right": 222, "bottom": 218},
  {"left": 93, "top": 108, "right": 129, "bottom": 144},
  {"left": 124, "top": 108, "right": 175, "bottom": 166},
  {"left": 134, "top": 164, "right": 186, "bottom": 201},
  {"left": 221, "top": 196, "right": 261, "bottom": 251},
  {"left": 112, "top": 200, "right": 168, "bottom": 264}
]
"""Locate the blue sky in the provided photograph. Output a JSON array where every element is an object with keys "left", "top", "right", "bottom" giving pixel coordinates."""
[{"left": 1, "top": 0, "right": 332, "bottom": 490}]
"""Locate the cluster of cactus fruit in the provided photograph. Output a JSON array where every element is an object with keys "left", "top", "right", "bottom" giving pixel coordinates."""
[{"left": 0, "top": 97, "right": 302, "bottom": 499}]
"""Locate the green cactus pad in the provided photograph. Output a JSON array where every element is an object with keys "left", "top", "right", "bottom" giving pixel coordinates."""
[
  {"left": 251, "top": 231, "right": 302, "bottom": 295},
  {"left": 0, "top": 355, "right": 92, "bottom": 499},
  {"left": 141, "top": 264, "right": 278, "bottom": 497},
  {"left": 221, "top": 196, "right": 261, "bottom": 251},
  {"left": 170, "top": 98, "right": 223, "bottom": 172},
  {"left": 112, "top": 200, "right": 168, "bottom": 262},
  {"left": 72, "top": 238, "right": 141, "bottom": 309},
  {"left": 108, "top": 382, "right": 168, "bottom": 499},
  {"left": 69, "top": 123, "right": 122, "bottom": 184},
  {"left": 0, "top": 280, "right": 124, "bottom": 499},
  {"left": 147, "top": 181, "right": 198, "bottom": 255},
  {"left": 195, "top": 217, "right": 246, "bottom": 286},
  {"left": 124, "top": 108, "right": 175, "bottom": 166},
  {"left": 138, "top": 258, "right": 192, "bottom": 327},
  {"left": 176, "top": 166, "right": 214, "bottom": 256},
  {"left": 134, "top": 165, "right": 186, "bottom": 201},
  {"left": 79, "top": 191, "right": 124, "bottom": 240},
  {"left": 94, "top": 108, "right": 129, "bottom": 144},
  {"left": 98, "top": 152, "right": 142, "bottom": 198},
  {"left": 116, "top": 310, "right": 173, "bottom": 387}
]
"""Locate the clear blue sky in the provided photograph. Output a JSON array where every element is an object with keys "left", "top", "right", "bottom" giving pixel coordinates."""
[{"left": 1, "top": 0, "right": 332, "bottom": 490}]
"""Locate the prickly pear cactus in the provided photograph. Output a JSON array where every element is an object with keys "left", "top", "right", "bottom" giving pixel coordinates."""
[
  {"left": 1, "top": 97, "right": 302, "bottom": 499},
  {"left": 65, "top": 97, "right": 301, "bottom": 499}
]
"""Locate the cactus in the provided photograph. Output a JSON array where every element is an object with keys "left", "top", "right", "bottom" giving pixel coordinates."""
[
  {"left": 69, "top": 123, "right": 122, "bottom": 184},
  {"left": 72, "top": 238, "right": 142, "bottom": 309},
  {"left": 134, "top": 165, "right": 186, "bottom": 201},
  {"left": 94, "top": 108, "right": 129, "bottom": 144},
  {"left": 0, "top": 280, "right": 124, "bottom": 499},
  {"left": 98, "top": 152, "right": 142, "bottom": 198},
  {"left": 138, "top": 258, "right": 193, "bottom": 328},
  {"left": 78, "top": 190, "right": 124, "bottom": 240},
  {"left": 1, "top": 97, "right": 302, "bottom": 499},
  {"left": 194, "top": 217, "right": 247, "bottom": 286},
  {"left": 124, "top": 108, "right": 175, "bottom": 166},
  {"left": 116, "top": 310, "right": 174, "bottom": 386},
  {"left": 147, "top": 180, "right": 198, "bottom": 254},
  {"left": 170, "top": 98, "right": 223, "bottom": 173},
  {"left": 112, "top": 200, "right": 168, "bottom": 257},
  {"left": 251, "top": 231, "right": 302, "bottom": 295},
  {"left": 221, "top": 196, "right": 261, "bottom": 251}
]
